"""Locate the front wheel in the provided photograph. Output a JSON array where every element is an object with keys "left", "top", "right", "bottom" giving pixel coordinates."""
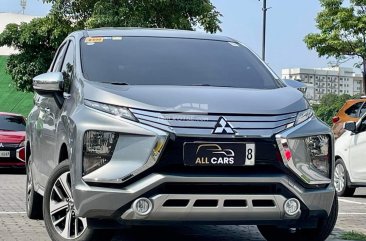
[
  {"left": 334, "top": 159, "right": 356, "bottom": 197},
  {"left": 257, "top": 194, "right": 338, "bottom": 241},
  {"left": 26, "top": 156, "right": 43, "bottom": 220},
  {"left": 43, "top": 160, "right": 103, "bottom": 241}
]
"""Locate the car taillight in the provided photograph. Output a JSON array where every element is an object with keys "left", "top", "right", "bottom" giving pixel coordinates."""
[
  {"left": 332, "top": 116, "right": 340, "bottom": 123},
  {"left": 16, "top": 147, "right": 25, "bottom": 162}
]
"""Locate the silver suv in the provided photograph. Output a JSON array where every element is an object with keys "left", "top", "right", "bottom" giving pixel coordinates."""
[{"left": 26, "top": 28, "right": 337, "bottom": 241}]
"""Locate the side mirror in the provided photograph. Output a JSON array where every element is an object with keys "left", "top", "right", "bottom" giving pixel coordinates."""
[
  {"left": 33, "top": 72, "right": 63, "bottom": 93},
  {"left": 344, "top": 121, "right": 357, "bottom": 132},
  {"left": 283, "top": 79, "right": 307, "bottom": 94}
]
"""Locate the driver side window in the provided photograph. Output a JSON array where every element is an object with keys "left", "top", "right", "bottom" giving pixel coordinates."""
[
  {"left": 60, "top": 41, "right": 75, "bottom": 93},
  {"left": 50, "top": 42, "right": 68, "bottom": 72}
]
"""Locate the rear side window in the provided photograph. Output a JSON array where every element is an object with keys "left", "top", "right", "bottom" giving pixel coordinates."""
[
  {"left": 80, "top": 37, "right": 283, "bottom": 89},
  {"left": 0, "top": 115, "right": 25, "bottom": 131},
  {"left": 345, "top": 102, "right": 363, "bottom": 117}
]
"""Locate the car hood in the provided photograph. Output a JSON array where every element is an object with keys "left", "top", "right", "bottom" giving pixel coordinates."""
[
  {"left": 83, "top": 81, "right": 308, "bottom": 115},
  {"left": 0, "top": 131, "right": 25, "bottom": 143}
]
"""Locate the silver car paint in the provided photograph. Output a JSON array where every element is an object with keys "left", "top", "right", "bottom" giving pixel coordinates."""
[
  {"left": 74, "top": 173, "right": 334, "bottom": 218},
  {"left": 83, "top": 81, "right": 308, "bottom": 114},
  {"left": 27, "top": 29, "right": 335, "bottom": 224}
]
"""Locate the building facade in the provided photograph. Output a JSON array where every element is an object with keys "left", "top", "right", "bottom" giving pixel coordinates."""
[{"left": 282, "top": 67, "right": 363, "bottom": 102}]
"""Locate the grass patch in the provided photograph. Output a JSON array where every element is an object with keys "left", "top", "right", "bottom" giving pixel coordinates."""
[
  {"left": 341, "top": 231, "right": 366, "bottom": 241},
  {"left": 0, "top": 56, "right": 34, "bottom": 117}
]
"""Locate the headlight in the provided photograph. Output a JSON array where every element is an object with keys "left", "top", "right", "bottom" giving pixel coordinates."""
[
  {"left": 84, "top": 99, "right": 137, "bottom": 121},
  {"left": 83, "top": 131, "right": 118, "bottom": 175},
  {"left": 277, "top": 135, "right": 331, "bottom": 185},
  {"left": 295, "top": 109, "right": 313, "bottom": 125},
  {"left": 305, "top": 135, "right": 330, "bottom": 176}
]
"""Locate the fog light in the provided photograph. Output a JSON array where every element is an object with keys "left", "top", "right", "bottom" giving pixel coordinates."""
[
  {"left": 284, "top": 198, "right": 300, "bottom": 216},
  {"left": 132, "top": 198, "right": 153, "bottom": 216}
]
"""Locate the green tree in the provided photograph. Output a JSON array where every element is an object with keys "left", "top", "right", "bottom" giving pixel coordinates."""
[
  {"left": 0, "top": 15, "right": 74, "bottom": 91},
  {"left": 312, "top": 93, "right": 355, "bottom": 125},
  {"left": 304, "top": 0, "right": 366, "bottom": 94},
  {"left": 47, "top": 0, "right": 221, "bottom": 33},
  {"left": 0, "top": 0, "right": 221, "bottom": 92}
]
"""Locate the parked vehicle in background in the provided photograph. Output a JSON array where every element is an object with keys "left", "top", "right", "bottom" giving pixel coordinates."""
[
  {"left": 0, "top": 112, "right": 26, "bottom": 167},
  {"left": 26, "top": 28, "right": 337, "bottom": 241},
  {"left": 334, "top": 116, "right": 366, "bottom": 196},
  {"left": 332, "top": 97, "right": 366, "bottom": 138}
]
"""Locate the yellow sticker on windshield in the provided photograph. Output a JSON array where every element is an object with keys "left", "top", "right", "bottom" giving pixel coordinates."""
[{"left": 85, "top": 37, "right": 104, "bottom": 43}]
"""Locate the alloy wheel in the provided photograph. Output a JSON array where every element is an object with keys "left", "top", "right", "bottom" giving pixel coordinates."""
[
  {"left": 334, "top": 163, "right": 345, "bottom": 193},
  {"left": 49, "top": 171, "right": 87, "bottom": 239}
]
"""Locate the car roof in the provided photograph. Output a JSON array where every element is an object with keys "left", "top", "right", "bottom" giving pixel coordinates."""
[
  {"left": 346, "top": 98, "right": 366, "bottom": 103},
  {"left": 72, "top": 28, "right": 235, "bottom": 42},
  {"left": 0, "top": 112, "right": 24, "bottom": 117}
]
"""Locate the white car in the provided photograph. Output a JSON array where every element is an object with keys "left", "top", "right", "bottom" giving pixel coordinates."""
[{"left": 335, "top": 115, "right": 366, "bottom": 196}]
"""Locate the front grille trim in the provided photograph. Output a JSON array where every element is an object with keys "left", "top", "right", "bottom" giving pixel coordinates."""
[{"left": 131, "top": 109, "right": 296, "bottom": 137}]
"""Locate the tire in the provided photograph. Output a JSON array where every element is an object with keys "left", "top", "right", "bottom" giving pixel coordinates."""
[
  {"left": 43, "top": 160, "right": 107, "bottom": 241},
  {"left": 334, "top": 159, "right": 356, "bottom": 197},
  {"left": 26, "top": 155, "right": 43, "bottom": 220},
  {"left": 257, "top": 194, "right": 338, "bottom": 241}
]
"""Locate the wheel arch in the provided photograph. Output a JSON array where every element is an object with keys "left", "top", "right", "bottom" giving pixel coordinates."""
[
  {"left": 59, "top": 143, "right": 69, "bottom": 163},
  {"left": 335, "top": 155, "right": 343, "bottom": 162},
  {"left": 335, "top": 152, "right": 349, "bottom": 169}
]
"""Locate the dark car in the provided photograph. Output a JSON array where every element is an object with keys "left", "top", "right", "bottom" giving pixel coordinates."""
[{"left": 0, "top": 112, "right": 26, "bottom": 167}]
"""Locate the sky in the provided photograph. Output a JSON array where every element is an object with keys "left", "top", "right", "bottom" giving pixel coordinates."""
[{"left": 0, "top": 0, "right": 360, "bottom": 75}]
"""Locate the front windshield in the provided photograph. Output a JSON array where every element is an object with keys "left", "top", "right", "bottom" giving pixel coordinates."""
[{"left": 80, "top": 36, "right": 282, "bottom": 89}]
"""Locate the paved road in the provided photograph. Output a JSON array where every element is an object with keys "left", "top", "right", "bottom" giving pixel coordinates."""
[{"left": 0, "top": 169, "right": 365, "bottom": 241}]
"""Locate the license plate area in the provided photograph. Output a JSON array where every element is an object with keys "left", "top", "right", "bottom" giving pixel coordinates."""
[
  {"left": 183, "top": 142, "right": 255, "bottom": 166},
  {"left": 0, "top": 151, "right": 10, "bottom": 158}
]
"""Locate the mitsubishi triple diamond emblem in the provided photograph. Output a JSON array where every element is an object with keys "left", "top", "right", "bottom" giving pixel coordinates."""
[{"left": 212, "top": 117, "right": 236, "bottom": 134}]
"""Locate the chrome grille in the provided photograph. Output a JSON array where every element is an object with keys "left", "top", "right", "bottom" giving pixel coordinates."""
[{"left": 131, "top": 109, "right": 297, "bottom": 137}]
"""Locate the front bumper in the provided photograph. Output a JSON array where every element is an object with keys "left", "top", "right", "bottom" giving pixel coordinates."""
[
  {"left": 0, "top": 162, "right": 25, "bottom": 167},
  {"left": 74, "top": 173, "right": 335, "bottom": 226},
  {"left": 70, "top": 106, "right": 335, "bottom": 226}
]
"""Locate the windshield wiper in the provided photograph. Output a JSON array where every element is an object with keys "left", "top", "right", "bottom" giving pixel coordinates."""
[{"left": 101, "top": 82, "right": 129, "bottom": 86}]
